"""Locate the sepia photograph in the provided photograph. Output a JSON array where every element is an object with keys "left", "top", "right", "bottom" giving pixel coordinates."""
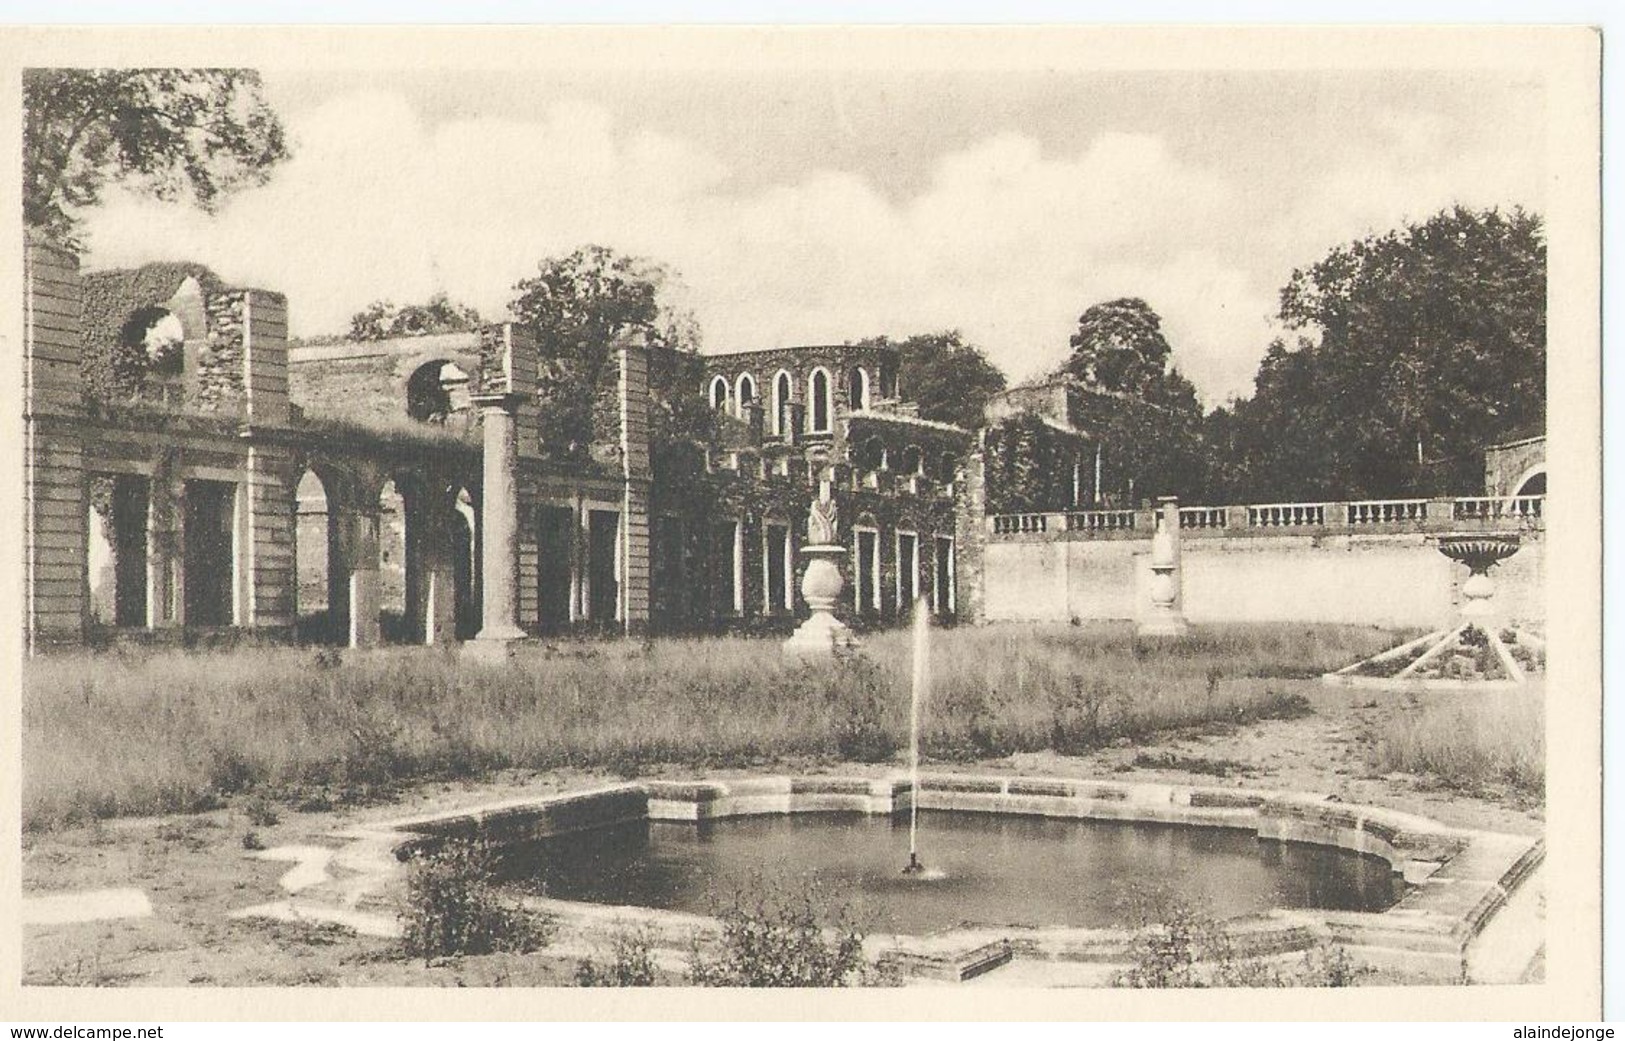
[{"left": 4, "top": 23, "right": 1603, "bottom": 1021}]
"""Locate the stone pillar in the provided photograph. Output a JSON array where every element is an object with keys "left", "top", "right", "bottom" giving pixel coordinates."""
[
  {"left": 1138, "top": 496, "right": 1188, "bottom": 637},
  {"left": 337, "top": 508, "right": 382, "bottom": 648},
  {"left": 24, "top": 233, "right": 87, "bottom": 653},
  {"left": 618, "top": 333, "right": 652, "bottom": 635},
  {"left": 953, "top": 439, "right": 988, "bottom": 624},
  {"left": 467, "top": 396, "right": 526, "bottom": 659}
]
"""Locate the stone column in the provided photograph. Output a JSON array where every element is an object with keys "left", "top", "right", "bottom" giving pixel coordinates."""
[
  {"left": 1138, "top": 496, "right": 1188, "bottom": 637},
  {"left": 467, "top": 395, "right": 526, "bottom": 660},
  {"left": 338, "top": 508, "right": 382, "bottom": 649}
]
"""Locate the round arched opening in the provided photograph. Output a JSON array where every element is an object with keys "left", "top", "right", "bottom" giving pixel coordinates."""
[{"left": 1515, "top": 470, "right": 1546, "bottom": 497}]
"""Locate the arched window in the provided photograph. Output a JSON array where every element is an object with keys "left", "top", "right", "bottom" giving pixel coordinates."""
[
  {"left": 938, "top": 451, "right": 958, "bottom": 483},
  {"left": 709, "top": 375, "right": 730, "bottom": 412},
  {"left": 854, "top": 436, "right": 885, "bottom": 471},
  {"left": 808, "top": 367, "right": 832, "bottom": 433},
  {"left": 406, "top": 359, "right": 465, "bottom": 423},
  {"left": 772, "top": 370, "right": 793, "bottom": 436},
  {"left": 735, "top": 372, "right": 757, "bottom": 418},
  {"left": 900, "top": 444, "right": 923, "bottom": 475},
  {"left": 847, "top": 366, "right": 870, "bottom": 412}
]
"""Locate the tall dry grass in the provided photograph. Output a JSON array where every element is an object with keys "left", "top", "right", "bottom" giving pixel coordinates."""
[
  {"left": 1368, "top": 687, "right": 1544, "bottom": 798},
  {"left": 23, "top": 622, "right": 1401, "bottom": 830}
]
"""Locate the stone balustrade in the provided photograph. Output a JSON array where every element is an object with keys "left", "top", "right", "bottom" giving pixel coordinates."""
[
  {"left": 1065, "top": 509, "right": 1137, "bottom": 533},
  {"left": 1248, "top": 501, "right": 1329, "bottom": 528},
  {"left": 988, "top": 494, "right": 1545, "bottom": 541},
  {"left": 1348, "top": 498, "right": 1430, "bottom": 525},
  {"left": 1178, "top": 506, "right": 1228, "bottom": 530},
  {"left": 1454, "top": 495, "right": 1543, "bottom": 521}
]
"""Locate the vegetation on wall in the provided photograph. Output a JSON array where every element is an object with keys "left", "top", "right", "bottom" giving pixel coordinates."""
[
  {"left": 850, "top": 331, "right": 1007, "bottom": 431},
  {"left": 79, "top": 262, "right": 225, "bottom": 405},
  {"left": 347, "top": 293, "right": 484, "bottom": 341}
]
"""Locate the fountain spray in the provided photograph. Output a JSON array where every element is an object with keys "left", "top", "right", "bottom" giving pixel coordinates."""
[{"left": 903, "top": 594, "right": 929, "bottom": 875}]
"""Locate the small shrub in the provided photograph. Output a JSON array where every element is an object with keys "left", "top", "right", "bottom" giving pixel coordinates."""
[
  {"left": 687, "top": 877, "right": 873, "bottom": 987},
  {"left": 244, "top": 794, "right": 280, "bottom": 827},
  {"left": 575, "top": 924, "right": 659, "bottom": 987},
  {"left": 241, "top": 830, "right": 265, "bottom": 851},
  {"left": 1049, "top": 677, "right": 1120, "bottom": 755},
  {"left": 1116, "top": 889, "right": 1366, "bottom": 988},
  {"left": 399, "top": 838, "right": 549, "bottom": 963}
]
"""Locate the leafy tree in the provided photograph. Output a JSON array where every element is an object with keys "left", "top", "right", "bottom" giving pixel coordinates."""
[
  {"left": 850, "top": 331, "right": 1007, "bottom": 430},
  {"left": 347, "top": 293, "right": 484, "bottom": 341},
  {"left": 1066, "top": 297, "right": 1173, "bottom": 395},
  {"left": 1215, "top": 206, "right": 1545, "bottom": 500},
  {"left": 24, "top": 69, "right": 289, "bottom": 247},
  {"left": 508, "top": 245, "right": 710, "bottom": 466}
]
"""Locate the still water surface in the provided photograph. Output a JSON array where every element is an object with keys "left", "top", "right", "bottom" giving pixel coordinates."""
[{"left": 502, "top": 811, "right": 1405, "bottom": 934}]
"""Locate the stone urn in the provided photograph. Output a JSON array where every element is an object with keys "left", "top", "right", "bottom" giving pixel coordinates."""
[
  {"left": 1437, "top": 533, "right": 1522, "bottom": 620},
  {"left": 1138, "top": 497, "right": 1188, "bottom": 637},
  {"left": 785, "top": 489, "right": 857, "bottom": 658}
]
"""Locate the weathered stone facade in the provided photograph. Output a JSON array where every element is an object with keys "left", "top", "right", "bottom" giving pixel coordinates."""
[{"left": 23, "top": 245, "right": 975, "bottom": 652}]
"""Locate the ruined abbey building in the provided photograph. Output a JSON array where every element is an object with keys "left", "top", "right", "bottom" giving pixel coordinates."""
[
  {"left": 23, "top": 235, "right": 1544, "bottom": 654},
  {"left": 23, "top": 237, "right": 973, "bottom": 652}
]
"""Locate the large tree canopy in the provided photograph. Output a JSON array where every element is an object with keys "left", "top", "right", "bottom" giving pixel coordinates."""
[
  {"left": 24, "top": 69, "right": 289, "bottom": 247},
  {"left": 1214, "top": 206, "right": 1545, "bottom": 501},
  {"left": 508, "top": 245, "right": 710, "bottom": 466},
  {"left": 851, "top": 330, "right": 1007, "bottom": 431},
  {"left": 1065, "top": 297, "right": 1173, "bottom": 395}
]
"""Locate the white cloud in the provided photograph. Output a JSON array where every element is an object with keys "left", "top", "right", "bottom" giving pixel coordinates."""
[{"left": 78, "top": 85, "right": 1541, "bottom": 408}]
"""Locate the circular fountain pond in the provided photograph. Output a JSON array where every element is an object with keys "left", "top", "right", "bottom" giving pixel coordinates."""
[{"left": 496, "top": 810, "right": 1404, "bottom": 934}]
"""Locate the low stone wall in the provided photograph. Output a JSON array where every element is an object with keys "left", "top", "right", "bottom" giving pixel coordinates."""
[
  {"left": 984, "top": 529, "right": 1543, "bottom": 629},
  {"left": 255, "top": 772, "right": 1541, "bottom": 985}
]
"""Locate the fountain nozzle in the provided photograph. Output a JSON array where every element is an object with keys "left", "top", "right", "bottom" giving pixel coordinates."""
[{"left": 903, "top": 852, "right": 925, "bottom": 875}]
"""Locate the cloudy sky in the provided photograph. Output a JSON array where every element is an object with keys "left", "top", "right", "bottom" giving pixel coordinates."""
[{"left": 77, "top": 65, "right": 1545, "bottom": 406}]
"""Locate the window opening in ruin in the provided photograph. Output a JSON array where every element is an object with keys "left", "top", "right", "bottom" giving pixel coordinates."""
[
  {"left": 934, "top": 536, "right": 956, "bottom": 616},
  {"left": 735, "top": 372, "right": 757, "bottom": 419},
  {"left": 182, "top": 480, "right": 236, "bottom": 627},
  {"left": 88, "top": 474, "right": 152, "bottom": 629},
  {"left": 897, "top": 531, "right": 919, "bottom": 611},
  {"left": 536, "top": 504, "right": 573, "bottom": 633},
  {"left": 406, "top": 360, "right": 467, "bottom": 423},
  {"left": 709, "top": 375, "right": 730, "bottom": 412},
  {"left": 588, "top": 509, "right": 621, "bottom": 625},
  {"left": 847, "top": 366, "right": 871, "bottom": 412},
  {"left": 451, "top": 487, "right": 478, "bottom": 640},
  {"left": 772, "top": 370, "right": 792, "bottom": 436},
  {"left": 294, "top": 469, "right": 340, "bottom": 643},
  {"left": 764, "top": 521, "right": 791, "bottom": 613},
  {"left": 378, "top": 479, "right": 409, "bottom": 641},
  {"left": 854, "top": 525, "right": 880, "bottom": 615},
  {"left": 808, "top": 368, "right": 832, "bottom": 433}
]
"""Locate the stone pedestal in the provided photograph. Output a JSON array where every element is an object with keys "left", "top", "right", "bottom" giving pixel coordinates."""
[
  {"left": 467, "top": 395, "right": 526, "bottom": 661},
  {"left": 785, "top": 544, "right": 857, "bottom": 658},
  {"left": 1138, "top": 496, "right": 1188, "bottom": 638}
]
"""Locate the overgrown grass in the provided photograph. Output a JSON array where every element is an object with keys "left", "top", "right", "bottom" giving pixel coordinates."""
[
  {"left": 22, "top": 623, "right": 1400, "bottom": 830},
  {"left": 1368, "top": 687, "right": 1544, "bottom": 798}
]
